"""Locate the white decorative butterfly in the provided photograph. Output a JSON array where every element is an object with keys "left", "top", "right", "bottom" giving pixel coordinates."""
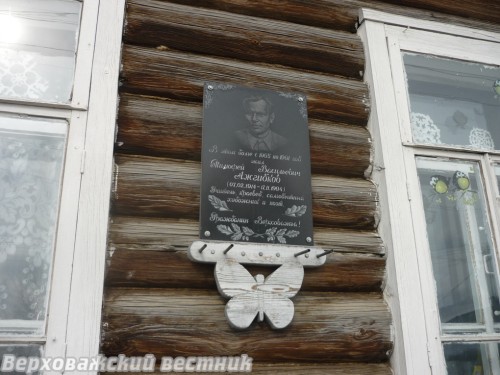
[{"left": 215, "top": 259, "right": 304, "bottom": 329}]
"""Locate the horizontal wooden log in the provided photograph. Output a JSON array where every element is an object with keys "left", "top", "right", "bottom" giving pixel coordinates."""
[
  {"left": 125, "top": 0, "right": 364, "bottom": 78},
  {"left": 105, "top": 248, "right": 384, "bottom": 292},
  {"left": 165, "top": 0, "right": 500, "bottom": 34},
  {"left": 108, "top": 216, "right": 384, "bottom": 255},
  {"left": 107, "top": 216, "right": 384, "bottom": 290},
  {"left": 112, "top": 362, "right": 392, "bottom": 375},
  {"left": 164, "top": 0, "right": 360, "bottom": 32},
  {"left": 120, "top": 46, "right": 369, "bottom": 126},
  {"left": 116, "top": 94, "right": 371, "bottom": 177},
  {"left": 235, "top": 362, "right": 391, "bottom": 374},
  {"left": 107, "top": 216, "right": 384, "bottom": 291},
  {"left": 102, "top": 288, "right": 392, "bottom": 362},
  {"left": 376, "top": 0, "right": 500, "bottom": 28},
  {"left": 112, "top": 155, "right": 377, "bottom": 229}
]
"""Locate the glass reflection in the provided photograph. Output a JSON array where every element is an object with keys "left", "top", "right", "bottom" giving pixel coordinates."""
[
  {"left": 443, "top": 342, "right": 498, "bottom": 375},
  {"left": 417, "top": 158, "right": 500, "bottom": 329},
  {"left": 404, "top": 53, "right": 500, "bottom": 151},
  {"left": 0, "top": 14, "right": 23, "bottom": 44},
  {"left": 0, "top": 114, "right": 67, "bottom": 335},
  {"left": 495, "top": 164, "right": 500, "bottom": 195},
  {"left": 0, "top": 345, "right": 42, "bottom": 374},
  {"left": 0, "top": 0, "right": 81, "bottom": 103}
]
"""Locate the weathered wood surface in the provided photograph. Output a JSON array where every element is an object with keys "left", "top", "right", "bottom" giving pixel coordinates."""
[
  {"left": 102, "top": 289, "right": 392, "bottom": 362},
  {"left": 106, "top": 216, "right": 384, "bottom": 291},
  {"left": 125, "top": 0, "right": 364, "bottom": 78},
  {"left": 108, "top": 216, "right": 384, "bottom": 254},
  {"left": 230, "top": 362, "right": 392, "bottom": 374},
  {"left": 377, "top": 0, "right": 500, "bottom": 27},
  {"left": 107, "top": 0, "right": 396, "bottom": 369},
  {"left": 165, "top": 0, "right": 500, "bottom": 34},
  {"left": 116, "top": 94, "right": 371, "bottom": 178},
  {"left": 105, "top": 250, "right": 384, "bottom": 292},
  {"left": 112, "top": 155, "right": 377, "bottom": 229},
  {"left": 112, "top": 362, "right": 392, "bottom": 375},
  {"left": 120, "top": 46, "right": 369, "bottom": 126}
]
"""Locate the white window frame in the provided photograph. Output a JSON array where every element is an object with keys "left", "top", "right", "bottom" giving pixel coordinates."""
[
  {"left": 358, "top": 9, "right": 500, "bottom": 375},
  {"left": 0, "top": 0, "right": 124, "bottom": 369}
]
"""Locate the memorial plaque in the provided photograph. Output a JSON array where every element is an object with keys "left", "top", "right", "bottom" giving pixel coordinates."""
[{"left": 200, "top": 83, "right": 313, "bottom": 246}]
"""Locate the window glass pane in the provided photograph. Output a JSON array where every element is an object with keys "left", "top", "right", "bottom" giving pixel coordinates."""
[
  {"left": 416, "top": 158, "right": 500, "bottom": 331},
  {"left": 0, "top": 114, "right": 67, "bottom": 335},
  {"left": 0, "top": 344, "right": 42, "bottom": 374},
  {"left": 0, "top": 0, "right": 81, "bottom": 103},
  {"left": 404, "top": 53, "right": 500, "bottom": 151},
  {"left": 443, "top": 342, "right": 499, "bottom": 375},
  {"left": 495, "top": 164, "right": 500, "bottom": 195}
]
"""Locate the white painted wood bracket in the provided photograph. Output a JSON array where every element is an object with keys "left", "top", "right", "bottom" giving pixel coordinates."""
[
  {"left": 188, "top": 240, "right": 330, "bottom": 267},
  {"left": 215, "top": 258, "right": 304, "bottom": 330}
]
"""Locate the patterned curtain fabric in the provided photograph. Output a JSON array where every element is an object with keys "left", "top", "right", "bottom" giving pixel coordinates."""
[{"left": 0, "top": 129, "right": 65, "bottom": 328}]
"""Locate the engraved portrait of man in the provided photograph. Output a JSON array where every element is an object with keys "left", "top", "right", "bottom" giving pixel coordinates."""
[{"left": 235, "top": 96, "right": 288, "bottom": 152}]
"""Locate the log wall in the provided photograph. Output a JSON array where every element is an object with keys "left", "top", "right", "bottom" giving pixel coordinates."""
[{"left": 102, "top": 0, "right": 500, "bottom": 373}]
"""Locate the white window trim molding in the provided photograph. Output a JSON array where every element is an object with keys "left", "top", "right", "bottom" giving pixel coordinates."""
[
  {"left": 358, "top": 19, "right": 434, "bottom": 375},
  {"left": 358, "top": 9, "right": 500, "bottom": 375},
  {"left": 61, "top": 0, "right": 125, "bottom": 367},
  {"left": 71, "top": 0, "right": 100, "bottom": 110},
  {"left": 0, "top": 0, "right": 124, "bottom": 366},
  {"left": 360, "top": 9, "right": 500, "bottom": 44},
  {"left": 0, "top": 0, "right": 127, "bottom": 368}
]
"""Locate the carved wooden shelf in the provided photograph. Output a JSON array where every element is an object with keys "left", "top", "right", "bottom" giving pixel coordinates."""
[{"left": 188, "top": 240, "right": 329, "bottom": 267}]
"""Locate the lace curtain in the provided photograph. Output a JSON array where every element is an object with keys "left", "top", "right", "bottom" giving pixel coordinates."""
[{"left": 0, "top": 128, "right": 65, "bottom": 330}]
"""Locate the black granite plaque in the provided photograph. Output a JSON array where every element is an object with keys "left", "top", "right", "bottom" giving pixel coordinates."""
[{"left": 200, "top": 83, "right": 313, "bottom": 246}]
